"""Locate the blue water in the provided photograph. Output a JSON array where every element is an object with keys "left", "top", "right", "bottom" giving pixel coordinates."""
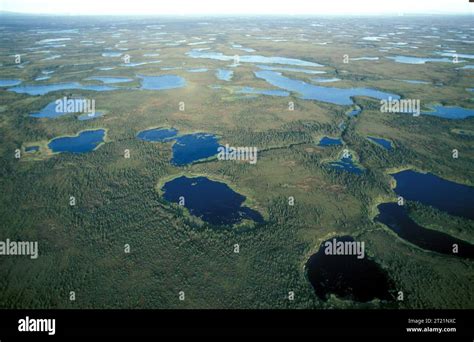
[
  {"left": 376, "top": 203, "right": 474, "bottom": 259},
  {"left": 368, "top": 136, "right": 392, "bottom": 150},
  {"left": 162, "top": 176, "right": 263, "bottom": 225},
  {"left": 422, "top": 105, "right": 474, "bottom": 119},
  {"left": 9, "top": 82, "right": 117, "bottom": 95},
  {"left": 347, "top": 106, "right": 362, "bottom": 117},
  {"left": 172, "top": 133, "right": 221, "bottom": 166},
  {"left": 25, "top": 146, "right": 39, "bottom": 152},
  {"left": 329, "top": 156, "right": 363, "bottom": 174},
  {"left": 187, "top": 49, "right": 323, "bottom": 67},
  {"left": 48, "top": 129, "right": 105, "bottom": 153},
  {"left": 460, "top": 65, "right": 474, "bottom": 70},
  {"left": 137, "top": 128, "right": 178, "bottom": 142},
  {"left": 86, "top": 76, "right": 133, "bottom": 84},
  {"left": 237, "top": 86, "right": 290, "bottom": 97},
  {"left": 254, "top": 70, "right": 400, "bottom": 105},
  {"left": 216, "top": 69, "right": 233, "bottom": 81},
  {"left": 139, "top": 75, "right": 186, "bottom": 90},
  {"left": 0, "top": 79, "right": 22, "bottom": 87},
  {"left": 318, "top": 137, "right": 343, "bottom": 147},
  {"left": 392, "top": 170, "right": 474, "bottom": 220},
  {"left": 387, "top": 56, "right": 452, "bottom": 64},
  {"left": 258, "top": 65, "right": 326, "bottom": 75}
]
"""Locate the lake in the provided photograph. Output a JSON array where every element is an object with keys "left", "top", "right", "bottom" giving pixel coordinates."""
[
  {"left": 9, "top": 82, "right": 117, "bottom": 95},
  {"left": 376, "top": 203, "right": 474, "bottom": 259},
  {"left": 186, "top": 49, "right": 323, "bottom": 67},
  {"left": 305, "top": 236, "right": 394, "bottom": 302},
  {"left": 0, "top": 79, "right": 22, "bottom": 87},
  {"left": 254, "top": 70, "right": 400, "bottom": 105},
  {"left": 139, "top": 75, "right": 186, "bottom": 90},
  {"left": 329, "top": 156, "right": 363, "bottom": 174},
  {"left": 318, "top": 137, "right": 343, "bottom": 147},
  {"left": 422, "top": 105, "right": 474, "bottom": 119},
  {"left": 216, "top": 69, "right": 233, "bottom": 81},
  {"left": 161, "top": 176, "right": 263, "bottom": 225},
  {"left": 85, "top": 76, "right": 134, "bottom": 84},
  {"left": 137, "top": 128, "right": 178, "bottom": 142},
  {"left": 48, "top": 129, "right": 105, "bottom": 153},
  {"left": 368, "top": 136, "right": 392, "bottom": 150},
  {"left": 391, "top": 170, "right": 474, "bottom": 220},
  {"left": 172, "top": 133, "right": 221, "bottom": 166}
]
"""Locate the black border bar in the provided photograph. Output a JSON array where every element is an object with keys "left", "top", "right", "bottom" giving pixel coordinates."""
[{"left": 0, "top": 309, "right": 473, "bottom": 338}]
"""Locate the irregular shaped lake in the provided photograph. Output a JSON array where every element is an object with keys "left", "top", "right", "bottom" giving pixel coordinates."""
[
  {"left": 139, "top": 75, "right": 186, "bottom": 90},
  {"left": 137, "top": 128, "right": 178, "bottom": 142},
  {"left": 172, "top": 133, "right": 221, "bottom": 166},
  {"left": 187, "top": 49, "right": 323, "bottom": 67},
  {"left": 329, "top": 156, "right": 363, "bottom": 174},
  {"left": 318, "top": 137, "right": 343, "bottom": 147},
  {"left": 216, "top": 69, "right": 233, "bottom": 81},
  {"left": 391, "top": 170, "right": 474, "bottom": 220},
  {"left": 376, "top": 203, "right": 474, "bottom": 259},
  {"left": 368, "top": 136, "right": 392, "bottom": 150},
  {"left": 422, "top": 105, "right": 474, "bottom": 119},
  {"left": 0, "top": 79, "right": 22, "bottom": 87},
  {"left": 161, "top": 176, "right": 263, "bottom": 225},
  {"left": 306, "top": 236, "right": 394, "bottom": 302},
  {"left": 9, "top": 82, "right": 117, "bottom": 95},
  {"left": 48, "top": 129, "right": 105, "bottom": 153},
  {"left": 254, "top": 70, "right": 400, "bottom": 105}
]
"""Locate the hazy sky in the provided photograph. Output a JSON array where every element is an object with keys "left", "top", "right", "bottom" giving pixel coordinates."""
[{"left": 1, "top": 0, "right": 473, "bottom": 16}]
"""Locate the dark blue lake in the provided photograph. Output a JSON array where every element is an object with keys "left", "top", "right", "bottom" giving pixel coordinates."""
[
  {"left": 254, "top": 70, "right": 400, "bottom": 105},
  {"left": 139, "top": 75, "right": 186, "bottom": 90},
  {"left": 306, "top": 236, "right": 394, "bottom": 302},
  {"left": 329, "top": 156, "right": 363, "bottom": 174},
  {"left": 172, "top": 133, "right": 221, "bottom": 166},
  {"left": 137, "top": 128, "right": 178, "bottom": 142},
  {"left": 161, "top": 176, "right": 263, "bottom": 225},
  {"left": 48, "top": 129, "right": 105, "bottom": 153},
  {"left": 318, "top": 137, "right": 343, "bottom": 147},
  {"left": 376, "top": 203, "right": 474, "bottom": 259},
  {"left": 368, "top": 136, "right": 392, "bottom": 150},
  {"left": 392, "top": 170, "right": 474, "bottom": 220}
]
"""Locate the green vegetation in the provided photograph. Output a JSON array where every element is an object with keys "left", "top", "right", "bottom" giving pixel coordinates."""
[{"left": 0, "top": 15, "right": 473, "bottom": 309}]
